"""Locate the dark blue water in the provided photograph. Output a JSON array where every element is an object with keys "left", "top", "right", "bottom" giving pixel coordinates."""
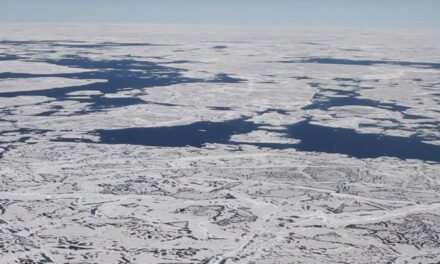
[
  {"left": 292, "top": 76, "right": 312, "bottom": 80},
  {"left": 280, "top": 57, "right": 440, "bottom": 69},
  {"left": 73, "top": 96, "right": 147, "bottom": 113},
  {"left": 0, "top": 55, "right": 243, "bottom": 115},
  {"left": 3, "top": 41, "right": 439, "bottom": 162},
  {"left": 279, "top": 119, "right": 440, "bottom": 162},
  {"left": 304, "top": 82, "right": 411, "bottom": 115},
  {"left": 0, "top": 128, "right": 50, "bottom": 145},
  {"left": 160, "top": 60, "right": 193, "bottom": 64},
  {"left": 402, "top": 113, "right": 428, "bottom": 120},
  {"left": 0, "top": 40, "right": 157, "bottom": 48},
  {"left": 303, "top": 96, "right": 410, "bottom": 112},
  {"left": 34, "top": 105, "right": 64, "bottom": 116},
  {"left": 92, "top": 117, "right": 259, "bottom": 148},
  {"left": 0, "top": 56, "right": 198, "bottom": 96},
  {"left": 213, "top": 45, "right": 228, "bottom": 49},
  {"left": 318, "top": 88, "right": 360, "bottom": 96},
  {"left": 333, "top": 77, "right": 363, "bottom": 83},
  {"left": 0, "top": 54, "right": 19, "bottom": 61},
  {"left": 257, "top": 108, "right": 289, "bottom": 115},
  {"left": 208, "top": 106, "right": 233, "bottom": 111},
  {"left": 209, "top": 73, "right": 244, "bottom": 83},
  {"left": 56, "top": 117, "right": 440, "bottom": 162}
]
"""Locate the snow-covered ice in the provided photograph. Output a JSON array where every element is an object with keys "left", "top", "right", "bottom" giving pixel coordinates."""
[{"left": 0, "top": 25, "right": 440, "bottom": 263}]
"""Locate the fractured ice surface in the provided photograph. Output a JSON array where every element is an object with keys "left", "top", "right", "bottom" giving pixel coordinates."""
[{"left": 0, "top": 25, "right": 440, "bottom": 263}]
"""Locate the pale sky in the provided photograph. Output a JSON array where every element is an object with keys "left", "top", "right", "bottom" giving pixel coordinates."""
[{"left": 1, "top": 0, "right": 439, "bottom": 28}]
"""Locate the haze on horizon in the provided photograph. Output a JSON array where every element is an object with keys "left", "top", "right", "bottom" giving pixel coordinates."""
[{"left": 1, "top": 0, "right": 440, "bottom": 29}]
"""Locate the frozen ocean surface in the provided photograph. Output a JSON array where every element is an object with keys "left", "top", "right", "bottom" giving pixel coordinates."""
[{"left": 0, "top": 25, "right": 440, "bottom": 263}]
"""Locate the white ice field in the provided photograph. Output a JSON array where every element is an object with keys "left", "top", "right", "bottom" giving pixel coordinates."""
[{"left": 0, "top": 25, "right": 440, "bottom": 263}]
